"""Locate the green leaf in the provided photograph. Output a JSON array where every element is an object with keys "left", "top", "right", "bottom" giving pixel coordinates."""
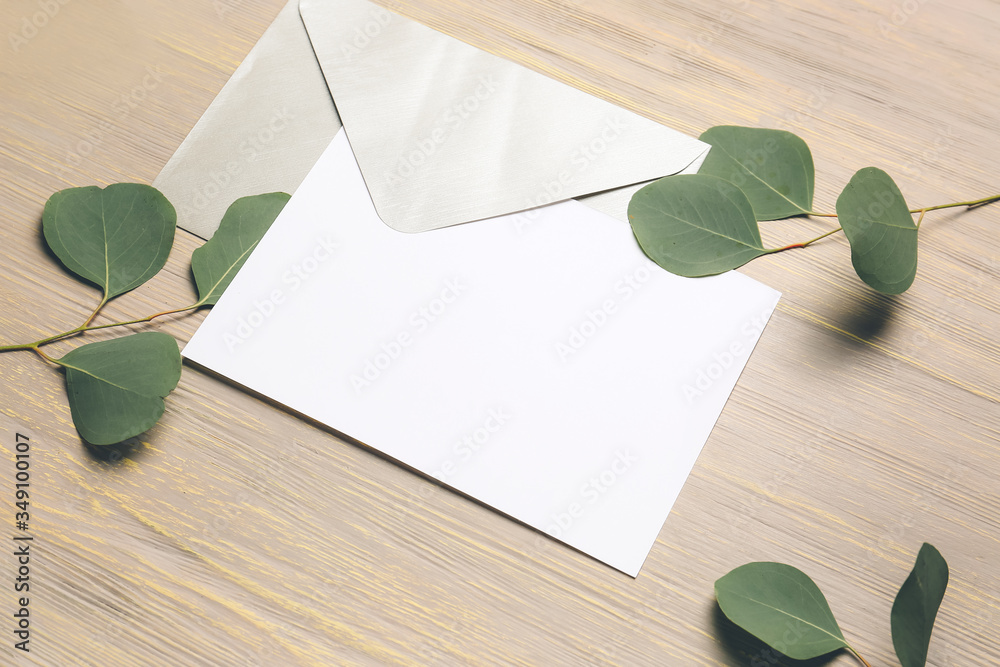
[
  {"left": 42, "top": 184, "right": 176, "bottom": 300},
  {"left": 836, "top": 167, "right": 918, "bottom": 294},
  {"left": 891, "top": 543, "right": 949, "bottom": 667},
  {"left": 627, "top": 174, "right": 769, "bottom": 277},
  {"left": 698, "top": 125, "right": 815, "bottom": 220},
  {"left": 58, "top": 332, "right": 182, "bottom": 445},
  {"left": 715, "top": 562, "right": 849, "bottom": 660},
  {"left": 191, "top": 193, "right": 291, "bottom": 305}
]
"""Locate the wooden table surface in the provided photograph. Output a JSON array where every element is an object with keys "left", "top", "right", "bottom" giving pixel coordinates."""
[{"left": 2, "top": 0, "right": 998, "bottom": 665}]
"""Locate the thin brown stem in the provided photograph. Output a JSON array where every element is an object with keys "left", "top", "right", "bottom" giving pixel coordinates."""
[
  {"left": 768, "top": 227, "right": 843, "bottom": 253},
  {"left": 846, "top": 645, "right": 873, "bottom": 667},
  {"left": 32, "top": 346, "right": 60, "bottom": 365},
  {"left": 0, "top": 302, "right": 204, "bottom": 355},
  {"left": 81, "top": 295, "right": 109, "bottom": 328},
  {"left": 807, "top": 193, "right": 1000, "bottom": 219},
  {"left": 912, "top": 193, "right": 1000, "bottom": 213},
  {"left": 77, "top": 303, "right": 203, "bottom": 336}
]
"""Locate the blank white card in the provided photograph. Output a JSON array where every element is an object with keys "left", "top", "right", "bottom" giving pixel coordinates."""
[{"left": 183, "top": 131, "right": 780, "bottom": 576}]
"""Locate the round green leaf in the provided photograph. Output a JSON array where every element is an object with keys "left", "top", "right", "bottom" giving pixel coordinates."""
[
  {"left": 627, "top": 174, "right": 769, "bottom": 277},
  {"left": 715, "top": 562, "right": 848, "bottom": 660},
  {"left": 891, "top": 543, "right": 949, "bottom": 667},
  {"left": 42, "top": 184, "right": 176, "bottom": 300},
  {"left": 836, "top": 167, "right": 918, "bottom": 294},
  {"left": 191, "top": 192, "right": 291, "bottom": 305},
  {"left": 698, "top": 126, "right": 815, "bottom": 220},
  {"left": 58, "top": 332, "right": 182, "bottom": 445}
]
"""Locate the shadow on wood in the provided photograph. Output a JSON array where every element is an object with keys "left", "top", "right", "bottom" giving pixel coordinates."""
[
  {"left": 835, "top": 290, "right": 898, "bottom": 344},
  {"left": 83, "top": 434, "right": 149, "bottom": 464}
]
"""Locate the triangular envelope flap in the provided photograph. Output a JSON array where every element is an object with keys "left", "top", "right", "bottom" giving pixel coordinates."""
[
  {"left": 298, "top": 0, "right": 708, "bottom": 232},
  {"left": 154, "top": 0, "right": 342, "bottom": 239}
]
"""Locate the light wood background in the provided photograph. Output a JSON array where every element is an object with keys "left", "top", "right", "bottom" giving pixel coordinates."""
[{"left": 1, "top": 0, "right": 998, "bottom": 664}]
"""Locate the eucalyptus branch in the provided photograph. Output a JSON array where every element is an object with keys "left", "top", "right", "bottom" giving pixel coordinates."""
[
  {"left": 715, "top": 544, "right": 947, "bottom": 667},
  {"left": 771, "top": 194, "right": 995, "bottom": 254},
  {"left": 0, "top": 185, "right": 288, "bottom": 446},
  {"left": 807, "top": 194, "right": 1000, "bottom": 220},
  {"left": 912, "top": 193, "right": 1000, "bottom": 213},
  {"left": 629, "top": 125, "right": 997, "bottom": 295},
  {"left": 84, "top": 302, "right": 206, "bottom": 333},
  {"left": 0, "top": 303, "right": 204, "bottom": 354}
]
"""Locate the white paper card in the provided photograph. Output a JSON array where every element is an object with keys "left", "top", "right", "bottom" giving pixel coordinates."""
[{"left": 183, "top": 131, "right": 780, "bottom": 576}]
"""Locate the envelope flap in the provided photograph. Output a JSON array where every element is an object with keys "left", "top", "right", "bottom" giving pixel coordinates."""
[
  {"left": 153, "top": 0, "right": 342, "bottom": 239},
  {"left": 299, "top": 0, "right": 708, "bottom": 232}
]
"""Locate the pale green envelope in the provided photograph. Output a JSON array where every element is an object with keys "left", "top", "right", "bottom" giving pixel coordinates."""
[{"left": 154, "top": 0, "right": 709, "bottom": 239}]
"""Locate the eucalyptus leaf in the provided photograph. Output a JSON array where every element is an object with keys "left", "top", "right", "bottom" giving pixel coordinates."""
[
  {"left": 191, "top": 193, "right": 291, "bottom": 305},
  {"left": 715, "top": 562, "right": 849, "bottom": 660},
  {"left": 628, "top": 174, "right": 769, "bottom": 277},
  {"left": 698, "top": 126, "right": 815, "bottom": 220},
  {"left": 891, "top": 543, "right": 949, "bottom": 667},
  {"left": 42, "top": 183, "right": 176, "bottom": 300},
  {"left": 58, "top": 332, "right": 182, "bottom": 446},
  {"left": 836, "top": 167, "right": 918, "bottom": 294}
]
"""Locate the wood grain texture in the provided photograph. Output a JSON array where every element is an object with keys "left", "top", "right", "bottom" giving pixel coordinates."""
[{"left": 1, "top": 0, "right": 998, "bottom": 665}]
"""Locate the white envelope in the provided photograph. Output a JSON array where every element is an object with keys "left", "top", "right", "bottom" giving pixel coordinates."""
[
  {"left": 163, "top": 0, "right": 781, "bottom": 578},
  {"left": 183, "top": 131, "right": 781, "bottom": 576},
  {"left": 153, "top": 0, "right": 710, "bottom": 238}
]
